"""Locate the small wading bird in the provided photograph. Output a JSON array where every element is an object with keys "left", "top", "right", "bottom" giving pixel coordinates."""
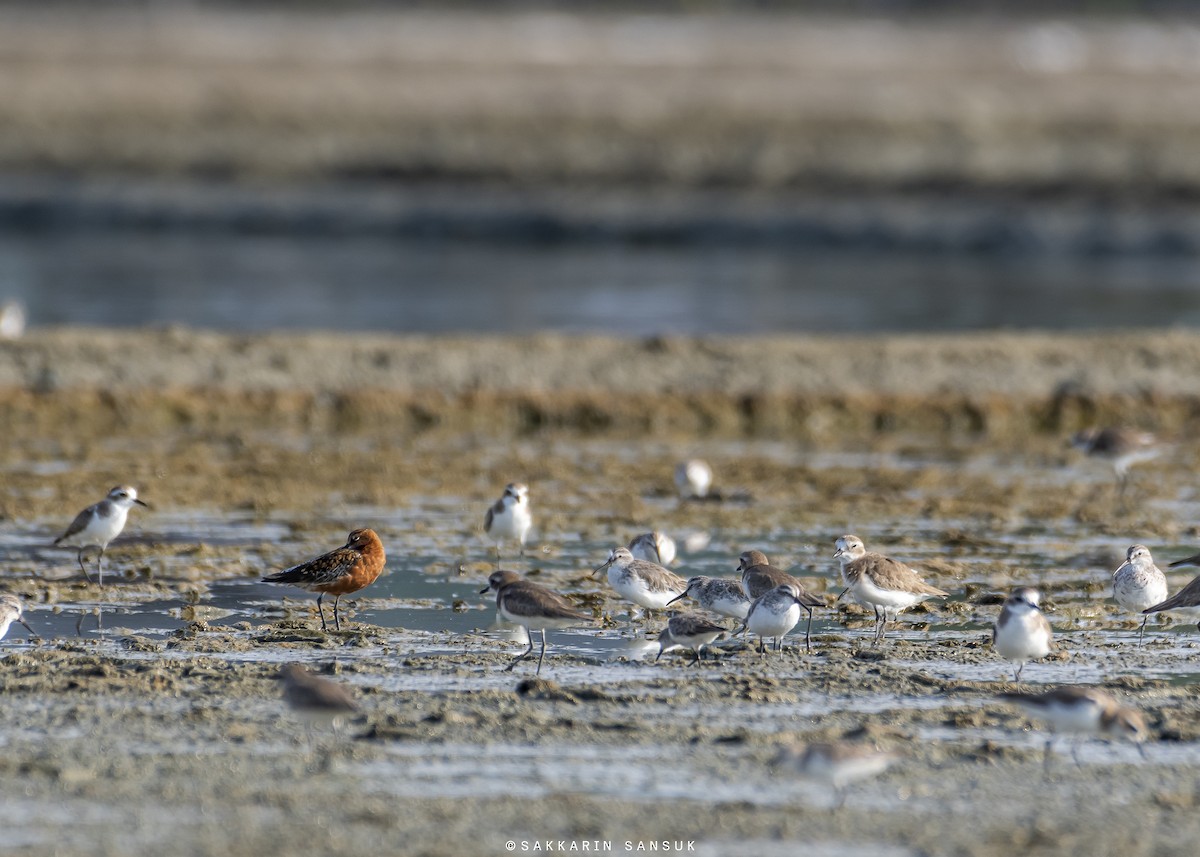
[
  {"left": 484, "top": 483, "right": 532, "bottom": 566},
  {"left": 1069, "top": 427, "right": 1160, "bottom": 498},
  {"left": 0, "top": 594, "right": 35, "bottom": 642},
  {"left": 834, "top": 535, "right": 947, "bottom": 644},
  {"left": 594, "top": 546, "right": 687, "bottom": 626},
  {"left": 655, "top": 613, "right": 727, "bottom": 665},
  {"left": 992, "top": 587, "right": 1052, "bottom": 682},
  {"left": 771, "top": 741, "right": 898, "bottom": 810},
  {"left": 667, "top": 575, "right": 751, "bottom": 626},
  {"left": 280, "top": 664, "right": 359, "bottom": 731},
  {"left": 740, "top": 583, "right": 812, "bottom": 656},
  {"left": 481, "top": 570, "right": 592, "bottom": 675},
  {"left": 1141, "top": 553, "right": 1200, "bottom": 631},
  {"left": 738, "top": 550, "right": 823, "bottom": 651},
  {"left": 1112, "top": 544, "right": 1167, "bottom": 644},
  {"left": 54, "top": 485, "right": 149, "bottom": 585},
  {"left": 628, "top": 531, "right": 676, "bottom": 566},
  {"left": 262, "top": 528, "right": 386, "bottom": 632},
  {"left": 999, "top": 687, "right": 1148, "bottom": 766},
  {"left": 675, "top": 459, "right": 712, "bottom": 499}
]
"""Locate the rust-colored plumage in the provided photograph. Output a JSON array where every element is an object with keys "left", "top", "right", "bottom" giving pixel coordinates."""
[{"left": 263, "top": 528, "right": 386, "bottom": 631}]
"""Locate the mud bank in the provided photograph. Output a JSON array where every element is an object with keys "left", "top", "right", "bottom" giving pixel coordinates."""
[
  {"left": 2, "top": 328, "right": 1200, "bottom": 856},
  {"left": 1, "top": 327, "right": 1199, "bottom": 443}
]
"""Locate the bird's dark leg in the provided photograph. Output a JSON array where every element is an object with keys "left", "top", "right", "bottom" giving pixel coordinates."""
[
  {"left": 76, "top": 548, "right": 94, "bottom": 585},
  {"left": 96, "top": 547, "right": 105, "bottom": 586},
  {"left": 506, "top": 629, "right": 535, "bottom": 672},
  {"left": 534, "top": 629, "right": 548, "bottom": 675},
  {"left": 1138, "top": 616, "right": 1148, "bottom": 645},
  {"left": 804, "top": 607, "right": 814, "bottom": 653},
  {"left": 332, "top": 594, "right": 342, "bottom": 631},
  {"left": 1014, "top": 662, "right": 1024, "bottom": 682},
  {"left": 316, "top": 593, "right": 329, "bottom": 631}
]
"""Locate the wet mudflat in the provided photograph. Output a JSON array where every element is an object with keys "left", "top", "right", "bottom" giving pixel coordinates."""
[{"left": 2, "top": 374, "right": 1200, "bottom": 857}]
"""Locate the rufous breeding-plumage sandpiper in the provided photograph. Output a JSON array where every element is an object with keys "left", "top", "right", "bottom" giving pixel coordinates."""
[
  {"left": 834, "top": 535, "right": 948, "bottom": 644},
  {"left": 481, "top": 570, "right": 592, "bottom": 675},
  {"left": 594, "top": 546, "right": 687, "bottom": 625},
  {"left": 738, "top": 550, "right": 823, "bottom": 651},
  {"left": 483, "top": 482, "right": 532, "bottom": 565},
  {"left": 1112, "top": 544, "right": 1168, "bottom": 643},
  {"left": 54, "top": 485, "right": 149, "bottom": 585},
  {"left": 262, "top": 528, "right": 386, "bottom": 632},
  {"left": 992, "top": 587, "right": 1052, "bottom": 682}
]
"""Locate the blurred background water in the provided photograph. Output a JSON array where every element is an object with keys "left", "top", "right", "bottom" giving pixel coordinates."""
[{"left": 3, "top": 3, "right": 1200, "bottom": 334}]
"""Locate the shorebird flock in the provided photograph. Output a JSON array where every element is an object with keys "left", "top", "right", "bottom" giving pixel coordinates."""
[{"left": 0, "top": 425, "right": 1186, "bottom": 786}]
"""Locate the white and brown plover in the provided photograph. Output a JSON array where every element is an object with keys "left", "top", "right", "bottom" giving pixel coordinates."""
[
  {"left": 993, "top": 587, "right": 1052, "bottom": 681},
  {"left": 1112, "top": 544, "right": 1168, "bottom": 643},
  {"left": 484, "top": 482, "right": 532, "bottom": 565},
  {"left": 481, "top": 570, "right": 591, "bottom": 675},
  {"left": 54, "top": 485, "right": 149, "bottom": 585},
  {"left": 834, "top": 535, "right": 947, "bottom": 644}
]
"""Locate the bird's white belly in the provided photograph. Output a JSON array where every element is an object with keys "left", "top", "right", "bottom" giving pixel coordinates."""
[
  {"left": 610, "top": 569, "right": 678, "bottom": 610},
  {"left": 748, "top": 603, "right": 800, "bottom": 638},
  {"left": 994, "top": 616, "right": 1051, "bottom": 662}
]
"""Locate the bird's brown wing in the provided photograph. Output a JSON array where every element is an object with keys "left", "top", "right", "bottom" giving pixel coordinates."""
[{"left": 264, "top": 545, "right": 359, "bottom": 586}]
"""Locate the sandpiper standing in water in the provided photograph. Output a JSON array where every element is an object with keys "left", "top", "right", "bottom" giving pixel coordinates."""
[
  {"left": 667, "top": 575, "right": 751, "bottom": 625},
  {"left": 738, "top": 550, "right": 823, "bottom": 650},
  {"left": 834, "top": 535, "right": 948, "bottom": 644},
  {"left": 263, "top": 528, "right": 386, "bottom": 632},
  {"left": 484, "top": 483, "right": 532, "bottom": 566},
  {"left": 1112, "top": 544, "right": 1168, "bottom": 643},
  {"left": 594, "top": 546, "right": 687, "bottom": 626},
  {"left": 655, "top": 613, "right": 727, "bottom": 665},
  {"left": 54, "top": 485, "right": 150, "bottom": 585},
  {"left": 0, "top": 594, "right": 35, "bottom": 642},
  {"left": 742, "top": 583, "right": 811, "bottom": 656},
  {"left": 481, "top": 570, "right": 591, "bottom": 675},
  {"left": 993, "top": 587, "right": 1052, "bottom": 681}
]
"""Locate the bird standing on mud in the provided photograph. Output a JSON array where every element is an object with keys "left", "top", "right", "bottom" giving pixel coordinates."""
[
  {"left": 54, "top": 485, "right": 150, "bottom": 585},
  {"left": 263, "top": 528, "right": 386, "bottom": 631}
]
